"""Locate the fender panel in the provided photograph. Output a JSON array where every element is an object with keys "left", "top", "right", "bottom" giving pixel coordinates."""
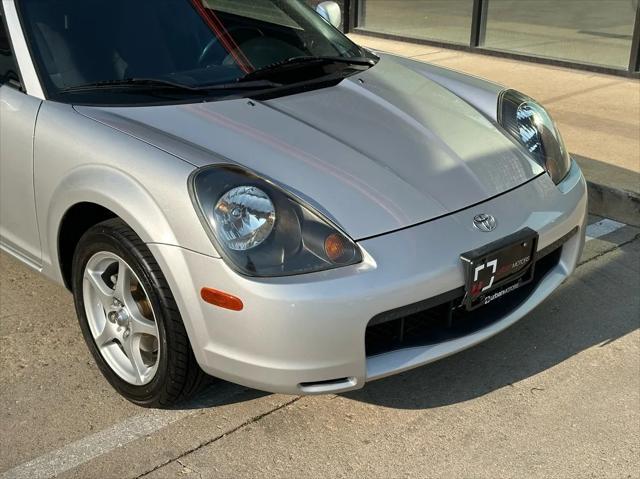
[
  {"left": 381, "top": 53, "right": 505, "bottom": 121},
  {"left": 33, "top": 101, "right": 219, "bottom": 284}
]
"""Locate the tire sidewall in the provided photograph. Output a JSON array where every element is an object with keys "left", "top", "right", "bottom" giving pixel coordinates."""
[{"left": 71, "top": 225, "right": 171, "bottom": 406}]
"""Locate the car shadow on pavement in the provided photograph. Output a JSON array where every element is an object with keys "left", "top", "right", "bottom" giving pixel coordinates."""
[
  {"left": 173, "top": 382, "right": 269, "bottom": 410},
  {"left": 341, "top": 240, "right": 639, "bottom": 410}
]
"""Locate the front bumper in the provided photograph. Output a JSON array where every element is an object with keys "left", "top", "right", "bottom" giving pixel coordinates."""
[{"left": 149, "top": 161, "right": 587, "bottom": 395}]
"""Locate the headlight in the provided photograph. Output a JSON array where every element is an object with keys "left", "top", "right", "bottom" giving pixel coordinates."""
[
  {"left": 189, "top": 165, "right": 362, "bottom": 277},
  {"left": 499, "top": 89, "right": 571, "bottom": 184},
  {"left": 213, "top": 186, "right": 276, "bottom": 251}
]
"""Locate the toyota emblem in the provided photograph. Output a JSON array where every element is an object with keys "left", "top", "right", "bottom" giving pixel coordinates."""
[{"left": 473, "top": 214, "right": 497, "bottom": 232}]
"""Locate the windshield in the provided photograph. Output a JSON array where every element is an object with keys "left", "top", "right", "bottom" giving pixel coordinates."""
[{"left": 17, "top": 0, "right": 373, "bottom": 105}]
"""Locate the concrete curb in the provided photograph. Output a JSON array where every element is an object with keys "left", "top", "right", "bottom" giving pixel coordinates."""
[
  {"left": 587, "top": 181, "right": 640, "bottom": 227},
  {"left": 573, "top": 155, "right": 640, "bottom": 228}
]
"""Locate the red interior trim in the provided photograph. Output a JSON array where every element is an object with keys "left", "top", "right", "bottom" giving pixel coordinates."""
[{"left": 190, "top": 0, "right": 254, "bottom": 73}]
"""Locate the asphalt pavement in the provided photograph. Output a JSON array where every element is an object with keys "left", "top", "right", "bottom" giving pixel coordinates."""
[{"left": 1, "top": 216, "right": 638, "bottom": 479}]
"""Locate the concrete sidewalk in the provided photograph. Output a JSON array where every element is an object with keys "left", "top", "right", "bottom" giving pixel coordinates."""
[{"left": 349, "top": 34, "right": 640, "bottom": 225}]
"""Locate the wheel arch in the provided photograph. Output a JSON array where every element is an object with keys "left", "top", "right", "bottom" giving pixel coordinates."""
[
  {"left": 57, "top": 202, "right": 118, "bottom": 289},
  {"left": 48, "top": 165, "right": 179, "bottom": 290}
]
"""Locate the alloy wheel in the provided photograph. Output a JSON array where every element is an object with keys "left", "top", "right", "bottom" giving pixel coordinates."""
[{"left": 82, "top": 252, "right": 160, "bottom": 386}]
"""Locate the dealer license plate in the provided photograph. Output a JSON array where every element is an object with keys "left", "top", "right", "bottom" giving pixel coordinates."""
[{"left": 460, "top": 228, "right": 539, "bottom": 311}]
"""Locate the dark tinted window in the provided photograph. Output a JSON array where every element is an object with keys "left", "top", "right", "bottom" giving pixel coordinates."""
[
  {"left": 0, "top": 11, "right": 21, "bottom": 85},
  {"left": 17, "top": 0, "right": 367, "bottom": 104}
]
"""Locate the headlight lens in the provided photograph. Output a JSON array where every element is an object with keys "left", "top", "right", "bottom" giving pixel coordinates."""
[
  {"left": 190, "top": 165, "right": 362, "bottom": 277},
  {"left": 499, "top": 89, "right": 571, "bottom": 184},
  {"left": 213, "top": 186, "right": 276, "bottom": 251}
]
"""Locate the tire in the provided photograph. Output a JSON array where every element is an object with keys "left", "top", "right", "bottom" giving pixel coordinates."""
[{"left": 71, "top": 218, "right": 206, "bottom": 408}]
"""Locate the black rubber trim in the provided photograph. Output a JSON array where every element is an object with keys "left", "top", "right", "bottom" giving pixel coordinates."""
[{"left": 368, "top": 288, "right": 464, "bottom": 327}]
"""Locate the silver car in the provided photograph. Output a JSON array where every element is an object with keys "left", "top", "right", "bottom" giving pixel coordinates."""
[{"left": 0, "top": 0, "right": 587, "bottom": 407}]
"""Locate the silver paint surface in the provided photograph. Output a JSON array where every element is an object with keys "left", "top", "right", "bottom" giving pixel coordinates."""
[
  {"left": 0, "top": 7, "right": 587, "bottom": 394},
  {"left": 0, "top": 85, "right": 42, "bottom": 265},
  {"left": 76, "top": 55, "right": 544, "bottom": 240}
]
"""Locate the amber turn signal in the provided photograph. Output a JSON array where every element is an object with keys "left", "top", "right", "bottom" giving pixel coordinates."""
[
  {"left": 324, "top": 233, "right": 345, "bottom": 262},
  {"left": 324, "top": 232, "right": 358, "bottom": 264},
  {"left": 201, "top": 287, "right": 244, "bottom": 311}
]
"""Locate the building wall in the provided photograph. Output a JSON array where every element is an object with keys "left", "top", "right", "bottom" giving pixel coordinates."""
[{"left": 355, "top": 0, "right": 639, "bottom": 72}]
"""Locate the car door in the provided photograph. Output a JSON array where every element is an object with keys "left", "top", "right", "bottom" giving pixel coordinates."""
[{"left": 0, "top": 8, "right": 43, "bottom": 267}]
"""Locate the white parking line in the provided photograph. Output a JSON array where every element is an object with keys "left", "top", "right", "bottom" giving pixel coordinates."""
[
  {"left": 0, "top": 409, "right": 193, "bottom": 479},
  {"left": 586, "top": 219, "right": 627, "bottom": 242},
  {"left": 0, "top": 386, "right": 243, "bottom": 479}
]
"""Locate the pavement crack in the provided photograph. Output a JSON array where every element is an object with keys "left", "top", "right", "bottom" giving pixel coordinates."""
[
  {"left": 135, "top": 396, "right": 301, "bottom": 478},
  {"left": 176, "top": 459, "right": 202, "bottom": 479},
  {"left": 578, "top": 233, "right": 640, "bottom": 267}
]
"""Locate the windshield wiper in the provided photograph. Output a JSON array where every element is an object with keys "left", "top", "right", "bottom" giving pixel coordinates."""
[
  {"left": 200, "top": 79, "right": 282, "bottom": 90},
  {"left": 59, "top": 78, "right": 282, "bottom": 94},
  {"left": 59, "top": 78, "right": 202, "bottom": 93},
  {"left": 239, "top": 56, "right": 376, "bottom": 83}
]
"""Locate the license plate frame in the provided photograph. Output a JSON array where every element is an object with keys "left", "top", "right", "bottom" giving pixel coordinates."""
[{"left": 460, "top": 228, "right": 539, "bottom": 311}]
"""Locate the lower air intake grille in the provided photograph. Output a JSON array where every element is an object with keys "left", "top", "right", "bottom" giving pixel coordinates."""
[{"left": 365, "top": 240, "right": 567, "bottom": 357}]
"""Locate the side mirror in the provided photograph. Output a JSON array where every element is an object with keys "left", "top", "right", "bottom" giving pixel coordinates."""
[{"left": 315, "top": 1, "right": 342, "bottom": 29}]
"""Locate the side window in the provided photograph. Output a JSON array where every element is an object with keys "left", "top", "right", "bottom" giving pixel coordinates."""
[{"left": 0, "top": 11, "right": 21, "bottom": 85}]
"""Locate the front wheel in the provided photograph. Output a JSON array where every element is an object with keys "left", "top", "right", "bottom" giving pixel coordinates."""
[{"left": 71, "top": 218, "right": 206, "bottom": 407}]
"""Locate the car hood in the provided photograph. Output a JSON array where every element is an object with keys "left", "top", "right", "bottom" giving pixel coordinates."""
[{"left": 76, "top": 55, "right": 543, "bottom": 240}]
